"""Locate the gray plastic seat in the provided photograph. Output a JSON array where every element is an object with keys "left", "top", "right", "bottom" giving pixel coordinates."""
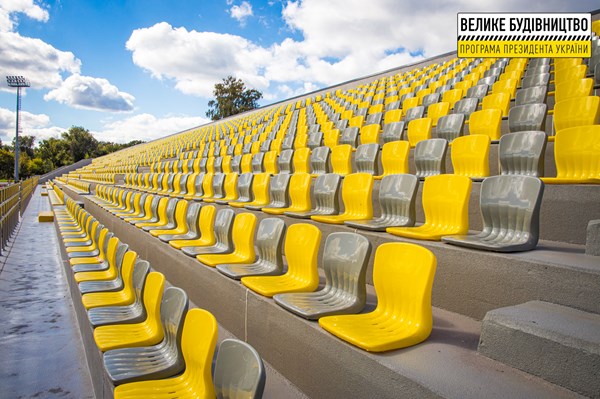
[
  {"left": 67, "top": 222, "right": 109, "bottom": 259},
  {"left": 258, "top": 173, "right": 290, "bottom": 212},
  {"left": 478, "top": 76, "right": 497, "bottom": 86},
  {"left": 355, "top": 107, "right": 368, "bottom": 117},
  {"left": 404, "top": 106, "right": 425, "bottom": 124},
  {"left": 466, "top": 84, "right": 489, "bottom": 101},
  {"left": 285, "top": 173, "right": 341, "bottom": 219},
  {"left": 273, "top": 232, "right": 371, "bottom": 320},
  {"left": 345, "top": 174, "right": 418, "bottom": 231},
  {"left": 385, "top": 100, "right": 400, "bottom": 111},
  {"left": 78, "top": 241, "right": 129, "bottom": 293},
  {"left": 400, "top": 92, "right": 415, "bottom": 102},
  {"left": 354, "top": 143, "right": 380, "bottom": 175},
  {"left": 213, "top": 339, "right": 266, "bottom": 399},
  {"left": 72, "top": 231, "right": 116, "bottom": 273},
  {"left": 186, "top": 172, "right": 206, "bottom": 201},
  {"left": 452, "top": 98, "right": 478, "bottom": 119},
  {"left": 278, "top": 149, "right": 294, "bottom": 173},
  {"left": 339, "top": 127, "right": 359, "bottom": 147},
  {"left": 198, "top": 158, "right": 208, "bottom": 173},
  {"left": 216, "top": 218, "right": 285, "bottom": 280},
  {"left": 381, "top": 121, "right": 405, "bottom": 143},
  {"left": 436, "top": 113, "right": 465, "bottom": 142},
  {"left": 214, "top": 157, "right": 224, "bottom": 173},
  {"left": 484, "top": 67, "right": 502, "bottom": 78},
  {"left": 525, "top": 65, "right": 550, "bottom": 76},
  {"left": 158, "top": 202, "right": 202, "bottom": 242},
  {"left": 260, "top": 139, "right": 272, "bottom": 153},
  {"left": 227, "top": 145, "right": 235, "bottom": 156},
  {"left": 435, "top": 84, "right": 452, "bottom": 95},
  {"left": 365, "top": 112, "right": 383, "bottom": 126},
  {"left": 310, "top": 146, "right": 331, "bottom": 176},
  {"left": 174, "top": 174, "right": 190, "bottom": 198},
  {"left": 281, "top": 134, "right": 295, "bottom": 151},
  {"left": 442, "top": 175, "right": 544, "bottom": 252},
  {"left": 521, "top": 73, "right": 550, "bottom": 89},
  {"left": 508, "top": 103, "right": 547, "bottom": 133},
  {"left": 103, "top": 287, "right": 189, "bottom": 384},
  {"left": 515, "top": 86, "right": 548, "bottom": 106},
  {"left": 209, "top": 173, "right": 226, "bottom": 201},
  {"left": 252, "top": 153, "right": 265, "bottom": 173},
  {"left": 143, "top": 197, "right": 179, "bottom": 232},
  {"left": 307, "top": 131, "right": 323, "bottom": 149},
  {"left": 230, "top": 155, "right": 242, "bottom": 174},
  {"left": 336, "top": 119, "right": 349, "bottom": 130},
  {"left": 422, "top": 93, "right": 441, "bottom": 108},
  {"left": 414, "top": 138, "right": 447, "bottom": 178},
  {"left": 499, "top": 131, "right": 547, "bottom": 177},
  {"left": 181, "top": 208, "right": 234, "bottom": 256},
  {"left": 87, "top": 259, "right": 150, "bottom": 327}
]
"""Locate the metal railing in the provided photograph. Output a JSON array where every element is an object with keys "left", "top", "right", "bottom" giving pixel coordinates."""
[{"left": 0, "top": 176, "right": 39, "bottom": 255}]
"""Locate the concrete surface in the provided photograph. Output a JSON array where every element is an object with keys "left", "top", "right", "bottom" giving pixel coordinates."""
[
  {"left": 586, "top": 220, "right": 600, "bottom": 256},
  {"left": 479, "top": 301, "right": 600, "bottom": 398},
  {"left": 0, "top": 186, "right": 94, "bottom": 399}
]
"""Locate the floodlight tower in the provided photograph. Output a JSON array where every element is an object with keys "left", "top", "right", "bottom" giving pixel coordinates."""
[{"left": 6, "top": 76, "right": 30, "bottom": 182}]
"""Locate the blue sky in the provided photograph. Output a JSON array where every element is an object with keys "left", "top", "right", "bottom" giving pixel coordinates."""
[{"left": 0, "top": 0, "right": 596, "bottom": 145}]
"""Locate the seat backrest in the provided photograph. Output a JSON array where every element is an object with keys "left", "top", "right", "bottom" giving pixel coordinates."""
[
  {"left": 340, "top": 173, "right": 373, "bottom": 218},
  {"left": 407, "top": 117, "right": 433, "bottom": 147},
  {"left": 359, "top": 124, "right": 381, "bottom": 145},
  {"left": 381, "top": 121, "right": 405, "bottom": 143},
  {"left": 221, "top": 173, "right": 239, "bottom": 201},
  {"left": 366, "top": 112, "right": 383, "bottom": 126},
  {"left": 379, "top": 174, "right": 419, "bottom": 226},
  {"left": 553, "top": 96, "right": 600, "bottom": 133},
  {"left": 515, "top": 85, "right": 547, "bottom": 106},
  {"left": 321, "top": 232, "right": 371, "bottom": 309},
  {"left": 253, "top": 218, "right": 285, "bottom": 273},
  {"left": 414, "top": 139, "right": 448, "bottom": 178},
  {"left": 251, "top": 152, "right": 265, "bottom": 173},
  {"left": 214, "top": 339, "right": 266, "bottom": 399},
  {"left": 468, "top": 109, "right": 502, "bottom": 141},
  {"left": 278, "top": 149, "right": 294, "bottom": 173},
  {"left": 482, "top": 92, "right": 510, "bottom": 117},
  {"left": 265, "top": 173, "right": 291, "bottom": 208},
  {"left": 131, "top": 259, "right": 150, "bottom": 317},
  {"left": 181, "top": 202, "right": 202, "bottom": 237},
  {"left": 427, "top": 102, "right": 450, "bottom": 126},
  {"left": 466, "top": 84, "right": 488, "bottom": 100},
  {"left": 383, "top": 109, "right": 402, "bottom": 125},
  {"left": 331, "top": 144, "right": 353, "bottom": 175},
  {"left": 141, "top": 271, "right": 166, "bottom": 342},
  {"left": 452, "top": 98, "right": 478, "bottom": 118},
  {"left": 355, "top": 143, "right": 380, "bottom": 175},
  {"left": 293, "top": 147, "right": 311, "bottom": 173},
  {"left": 554, "top": 78, "right": 594, "bottom": 104},
  {"left": 307, "top": 131, "right": 323, "bottom": 149},
  {"left": 436, "top": 113, "right": 465, "bottom": 142},
  {"left": 450, "top": 134, "right": 490, "bottom": 178},
  {"left": 442, "top": 88, "right": 463, "bottom": 109},
  {"left": 508, "top": 103, "right": 547, "bottom": 133},
  {"left": 310, "top": 146, "right": 331, "bottom": 175},
  {"left": 422, "top": 174, "right": 471, "bottom": 232},
  {"left": 379, "top": 141, "right": 409, "bottom": 176},
  {"left": 230, "top": 155, "right": 242, "bottom": 173},
  {"left": 196, "top": 205, "right": 217, "bottom": 245},
  {"left": 499, "top": 131, "right": 547, "bottom": 177},
  {"left": 552, "top": 125, "right": 600, "bottom": 180},
  {"left": 372, "top": 243, "right": 436, "bottom": 335},
  {"left": 230, "top": 213, "right": 257, "bottom": 257},
  {"left": 521, "top": 72, "right": 550, "bottom": 89},
  {"left": 479, "top": 175, "right": 544, "bottom": 247},
  {"left": 213, "top": 208, "right": 235, "bottom": 249},
  {"left": 422, "top": 93, "right": 441, "bottom": 108},
  {"left": 404, "top": 105, "right": 425, "bottom": 124},
  {"left": 235, "top": 173, "right": 254, "bottom": 203},
  {"left": 179, "top": 309, "right": 218, "bottom": 398},
  {"left": 250, "top": 173, "right": 270, "bottom": 205},
  {"left": 311, "top": 173, "right": 341, "bottom": 215},
  {"left": 284, "top": 223, "right": 321, "bottom": 282},
  {"left": 159, "top": 287, "right": 189, "bottom": 371},
  {"left": 240, "top": 153, "right": 253, "bottom": 174},
  {"left": 214, "top": 157, "right": 224, "bottom": 174},
  {"left": 340, "top": 127, "right": 359, "bottom": 147}
]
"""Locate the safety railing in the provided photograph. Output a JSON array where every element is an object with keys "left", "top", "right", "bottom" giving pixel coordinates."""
[{"left": 0, "top": 176, "right": 39, "bottom": 255}]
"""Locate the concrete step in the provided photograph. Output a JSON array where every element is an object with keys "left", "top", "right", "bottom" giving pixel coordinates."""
[{"left": 478, "top": 301, "right": 600, "bottom": 398}]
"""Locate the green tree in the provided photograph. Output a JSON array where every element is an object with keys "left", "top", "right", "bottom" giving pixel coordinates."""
[
  {"left": 0, "top": 148, "right": 14, "bottom": 180},
  {"left": 61, "top": 126, "right": 98, "bottom": 162},
  {"left": 36, "top": 137, "right": 73, "bottom": 169},
  {"left": 206, "top": 76, "right": 262, "bottom": 121},
  {"left": 12, "top": 135, "right": 36, "bottom": 157}
]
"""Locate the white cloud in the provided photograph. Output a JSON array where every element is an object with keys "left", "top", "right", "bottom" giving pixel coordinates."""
[
  {"left": 44, "top": 74, "right": 135, "bottom": 112},
  {"left": 0, "top": 106, "right": 64, "bottom": 143},
  {"left": 229, "top": 1, "right": 253, "bottom": 26},
  {"left": 0, "top": 0, "right": 49, "bottom": 32},
  {"left": 93, "top": 113, "right": 210, "bottom": 143},
  {"left": 0, "top": 31, "right": 81, "bottom": 91}
]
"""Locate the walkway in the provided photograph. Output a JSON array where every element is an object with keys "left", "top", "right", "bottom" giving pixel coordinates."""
[{"left": 0, "top": 186, "right": 94, "bottom": 399}]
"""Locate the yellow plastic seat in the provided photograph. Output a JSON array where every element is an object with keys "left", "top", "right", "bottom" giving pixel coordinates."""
[
  {"left": 442, "top": 88, "right": 463, "bottom": 110},
  {"left": 359, "top": 124, "right": 381, "bottom": 145},
  {"left": 240, "top": 153, "right": 253, "bottom": 174},
  {"left": 323, "top": 129, "right": 340, "bottom": 148},
  {"left": 293, "top": 147, "right": 311, "bottom": 174},
  {"left": 264, "top": 150, "right": 278, "bottom": 174},
  {"left": 74, "top": 237, "right": 121, "bottom": 282},
  {"left": 113, "top": 308, "right": 218, "bottom": 399},
  {"left": 170, "top": 204, "right": 217, "bottom": 249},
  {"left": 427, "top": 102, "right": 449, "bottom": 127},
  {"left": 374, "top": 141, "right": 410, "bottom": 180},
  {"left": 240, "top": 173, "right": 270, "bottom": 209},
  {"left": 262, "top": 173, "right": 311, "bottom": 215},
  {"left": 124, "top": 194, "right": 155, "bottom": 223},
  {"left": 387, "top": 174, "right": 471, "bottom": 240},
  {"left": 383, "top": 109, "right": 402, "bottom": 125},
  {"left": 81, "top": 251, "right": 137, "bottom": 309},
  {"left": 468, "top": 109, "right": 502, "bottom": 141},
  {"left": 450, "top": 135, "right": 490, "bottom": 179},
  {"left": 491, "top": 78, "right": 517, "bottom": 99},
  {"left": 541, "top": 126, "right": 600, "bottom": 184},
  {"left": 402, "top": 96, "right": 419, "bottom": 112},
  {"left": 241, "top": 224, "right": 321, "bottom": 297},
  {"left": 311, "top": 173, "right": 373, "bottom": 224},
  {"left": 93, "top": 272, "right": 165, "bottom": 352},
  {"left": 553, "top": 64, "right": 587, "bottom": 87},
  {"left": 134, "top": 196, "right": 169, "bottom": 229},
  {"left": 554, "top": 78, "right": 594, "bottom": 105},
  {"left": 552, "top": 96, "right": 600, "bottom": 142},
  {"left": 217, "top": 172, "right": 239, "bottom": 203},
  {"left": 406, "top": 117, "right": 432, "bottom": 148},
  {"left": 319, "top": 242, "right": 436, "bottom": 352},
  {"left": 69, "top": 228, "right": 110, "bottom": 266},
  {"left": 482, "top": 92, "right": 510, "bottom": 117},
  {"left": 331, "top": 144, "right": 353, "bottom": 176},
  {"left": 197, "top": 213, "right": 257, "bottom": 267},
  {"left": 149, "top": 199, "right": 189, "bottom": 237}
]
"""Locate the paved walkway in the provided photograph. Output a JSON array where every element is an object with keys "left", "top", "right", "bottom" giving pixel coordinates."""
[{"left": 0, "top": 187, "right": 94, "bottom": 399}]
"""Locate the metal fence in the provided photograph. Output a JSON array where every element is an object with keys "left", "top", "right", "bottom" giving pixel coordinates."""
[{"left": 0, "top": 176, "right": 39, "bottom": 255}]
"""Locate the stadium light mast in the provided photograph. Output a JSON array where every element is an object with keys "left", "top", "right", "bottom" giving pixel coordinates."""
[{"left": 6, "top": 75, "right": 30, "bottom": 182}]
